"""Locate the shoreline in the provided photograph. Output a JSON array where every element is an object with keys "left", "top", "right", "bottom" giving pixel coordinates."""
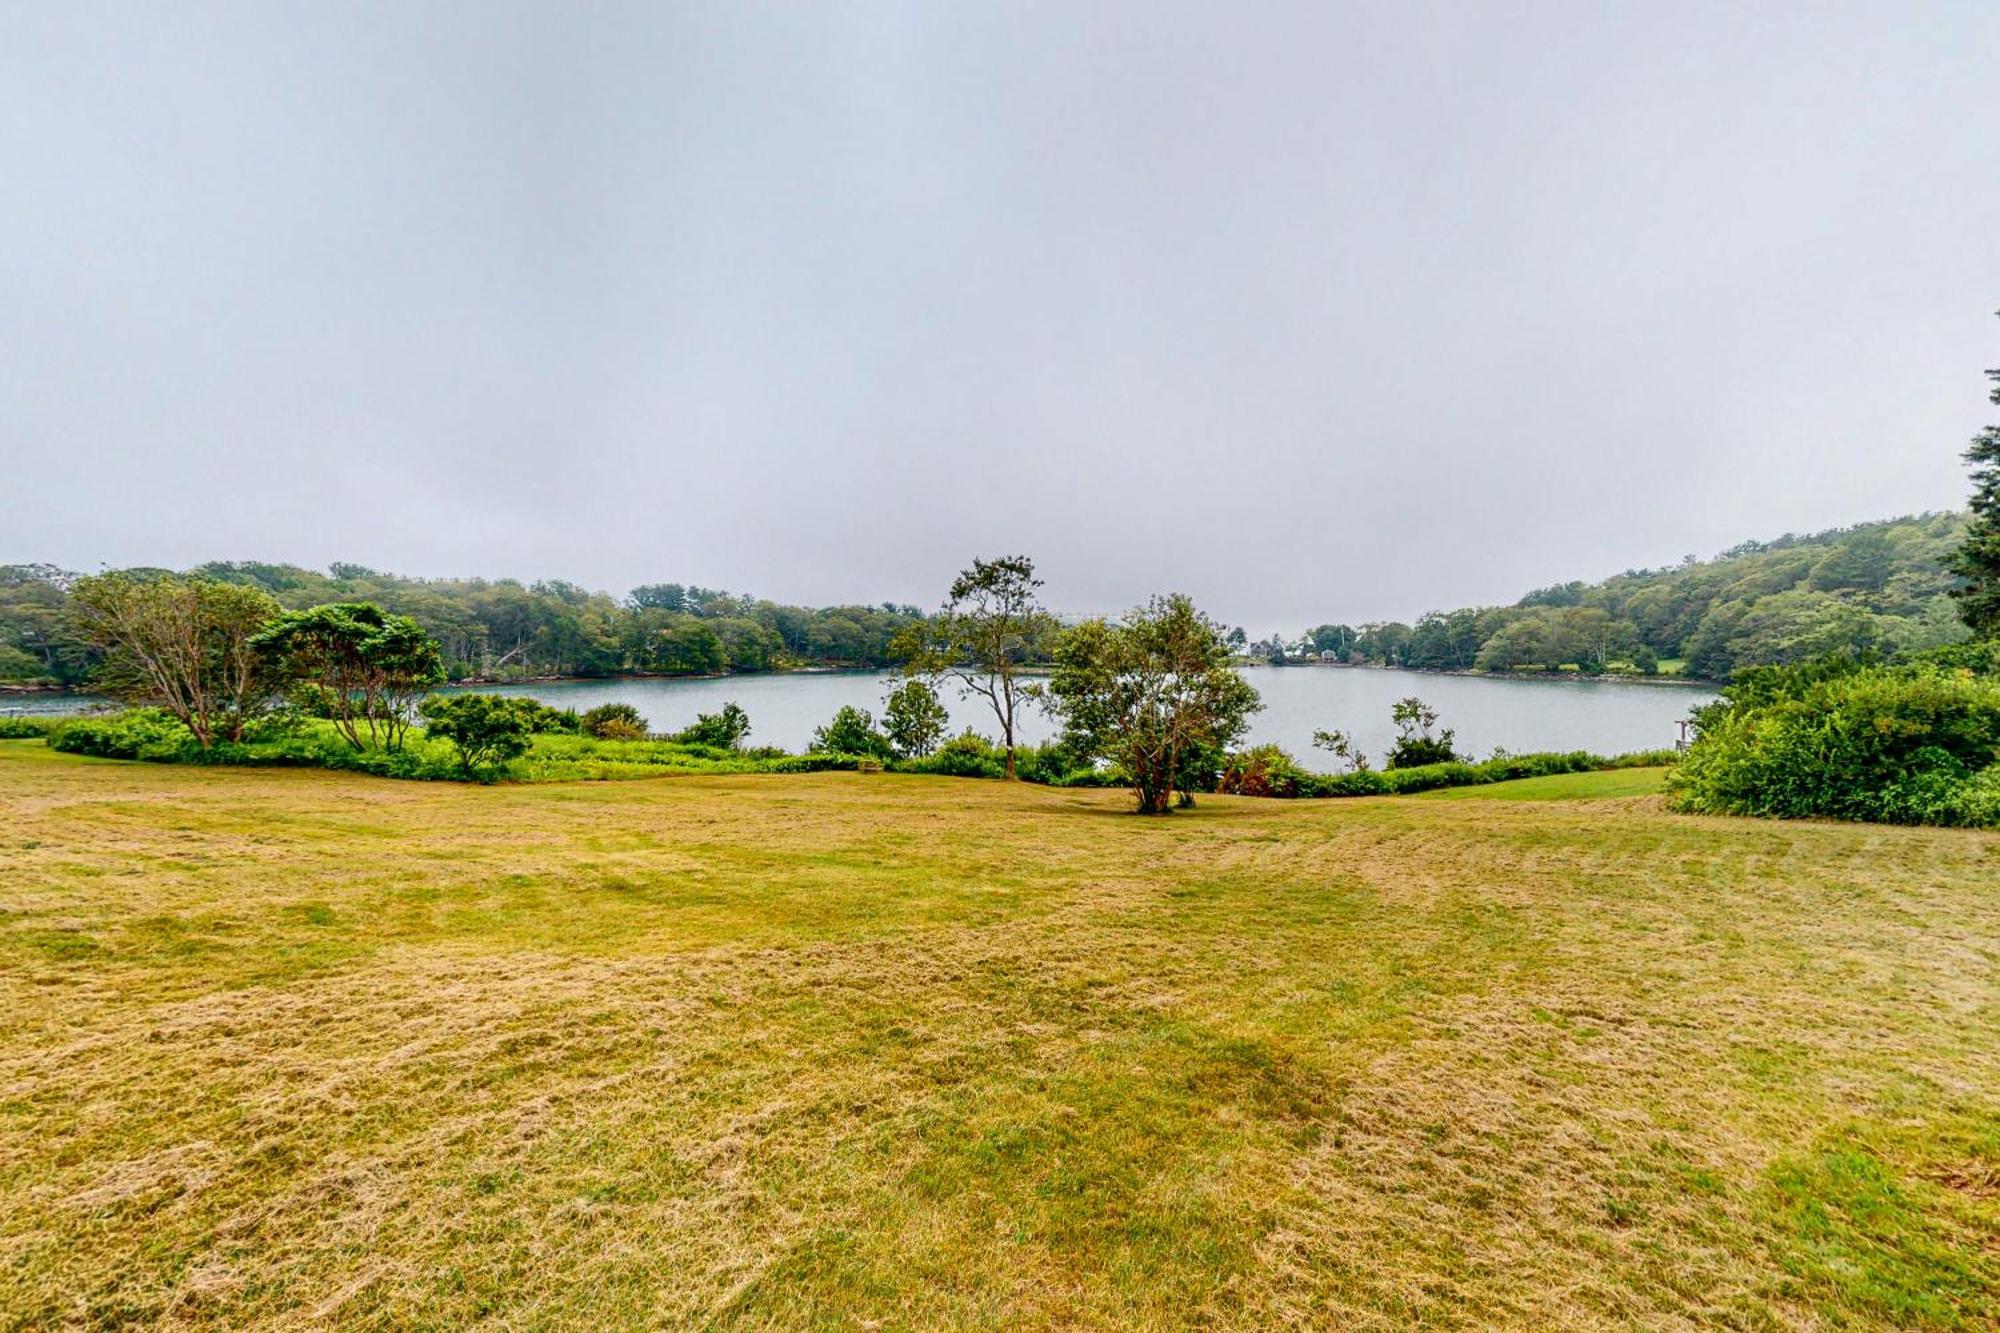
[
  {"left": 6, "top": 660, "right": 1722, "bottom": 706},
  {"left": 1236, "top": 661, "right": 1721, "bottom": 689}
]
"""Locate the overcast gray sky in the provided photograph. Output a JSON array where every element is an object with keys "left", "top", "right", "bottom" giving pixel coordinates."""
[{"left": 4, "top": 2, "right": 1996, "bottom": 629}]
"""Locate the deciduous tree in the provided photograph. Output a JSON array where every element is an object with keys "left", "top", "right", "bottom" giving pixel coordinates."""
[
  {"left": 882, "top": 678, "right": 949, "bottom": 757},
  {"left": 902, "top": 555, "right": 1055, "bottom": 777},
  {"left": 253, "top": 602, "right": 444, "bottom": 749},
  {"left": 1044, "top": 594, "right": 1261, "bottom": 814},
  {"left": 69, "top": 573, "right": 281, "bottom": 746}
]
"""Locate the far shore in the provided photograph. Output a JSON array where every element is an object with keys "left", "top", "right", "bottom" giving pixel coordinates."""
[{"left": 5, "top": 659, "right": 1723, "bottom": 706}]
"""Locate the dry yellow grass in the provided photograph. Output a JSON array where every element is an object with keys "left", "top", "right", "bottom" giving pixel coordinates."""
[{"left": 2, "top": 742, "right": 1998, "bottom": 1329}]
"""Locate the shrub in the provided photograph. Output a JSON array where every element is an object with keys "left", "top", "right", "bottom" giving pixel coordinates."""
[
  {"left": 897, "top": 730, "right": 1005, "bottom": 778},
  {"left": 0, "top": 715, "right": 59, "bottom": 739},
  {"left": 1214, "top": 746, "right": 1677, "bottom": 800},
  {"left": 1012, "top": 738, "right": 1092, "bottom": 785},
  {"left": 513, "top": 700, "right": 582, "bottom": 734},
  {"left": 673, "top": 702, "right": 750, "bottom": 749},
  {"left": 49, "top": 708, "right": 197, "bottom": 760},
  {"left": 1216, "top": 744, "right": 1315, "bottom": 797},
  {"left": 882, "top": 679, "right": 950, "bottom": 758},
  {"left": 812, "top": 705, "right": 893, "bottom": 759},
  {"left": 1667, "top": 662, "right": 2000, "bottom": 825},
  {"left": 581, "top": 702, "right": 646, "bottom": 739},
  {"left": 1386, "top": 697, "right": 1459, "bottom": 769},
  {"left": 418, "top": 693, "right": 534, "bottom": 779}
]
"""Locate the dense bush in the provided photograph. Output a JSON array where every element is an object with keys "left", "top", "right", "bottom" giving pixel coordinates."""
[
  {"left": 1216, "top": 744, "right": 1317, "bottom": 797},
  {"left": 1667, "top": 662, "right": 2000, "bottom": 826},
  {"left": 882, "top": 679, "right": 950, "bottom": 757},
  {"left": 418, "top": 693, "right": 535, "bottom": 778},
  {"left": 580, "top": 702, "right": 646, "bottom": 740},
  {"left": 895, "top": 730, "right": 1004, "bottom": 778},
  {"left": 513, "top": 699, "right": 583, "bottom": 734},
  {"left": 888, "top": 733, "right": 1099, "bottom": 785},
  {"left": 1385, "top": 697, "right": 1459, "bottom": 769},
  {"left": 812, "top": 705, "right": 893, "bottom": 759},
  {"left": 48, "top": 708, "right": 197, "bottom": 760},
  {"left": 672, "top": 702, "right": 751, "bottom": 749},
  {"left": 0, "top": 715, "right": 59, "bottom": 739},
  {"left": 1221, "top": 744, "right": 1677, "bottom": 799}
]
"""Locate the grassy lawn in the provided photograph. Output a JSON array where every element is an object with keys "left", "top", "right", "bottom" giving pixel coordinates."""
[{"left": 3, "top": 741, "right": 1998, "bottom": 1329}]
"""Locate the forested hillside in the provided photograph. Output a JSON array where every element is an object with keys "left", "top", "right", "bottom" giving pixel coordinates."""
[
  {"left": 0, "top": 562, "right": 924, "bottom": 688},
  {"left": 1292, "top": 513, "right": 1970, "bottom": 679},
  {"left": 3, "top": 512, "right": 1974, "bottom": 690}
]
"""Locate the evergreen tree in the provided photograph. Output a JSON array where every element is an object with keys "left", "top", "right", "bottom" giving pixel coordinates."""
[{"left": 1948, "top": 311, "right": 2000, "bottom": 638}]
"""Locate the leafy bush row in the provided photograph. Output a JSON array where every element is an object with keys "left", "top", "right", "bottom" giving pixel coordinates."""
[
  {"left": 37, "top": 704, "right": 1679, "bottom": 801},
  {"left": 1667, "top": 657, "right": 2000, "bottom": 826},
  {"left": 0, "top": 715, "right": 60, "bottom": 739},
  {"left": 1218, "top": 743, "right": 1678, "bottom": 799}
]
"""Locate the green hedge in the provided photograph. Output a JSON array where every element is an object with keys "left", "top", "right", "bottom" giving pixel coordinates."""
[
  {"left": 0, "top": 715, "right": 61, "bottom": 739},
  {"left": 1221, "top": 746, "right": 1678, "bottom": 799},
  {"left": 1667, "top": 661, "right": 2000, "bottom": 826},
  {"left": 33, "top": 706, "right": 1680, "bottom": 801}
]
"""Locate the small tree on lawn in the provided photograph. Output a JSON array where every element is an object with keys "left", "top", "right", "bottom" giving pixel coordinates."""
[
  {"left": 69, "top": 572, "right": 283, "bottom": 746},
  {"left": 1044, "top": 594, "right": 1261, "bottom": 815},
  {"left": 418, "top": 693, "right": 532, "bottom": 778}
]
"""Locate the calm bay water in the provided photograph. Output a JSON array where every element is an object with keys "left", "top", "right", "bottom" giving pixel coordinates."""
[
  {"left": 479, "top": 666, "right": 1711, "bottom": 770},
  {"left": 12, "top": 667, "right": 1711, "bottom": 770}
]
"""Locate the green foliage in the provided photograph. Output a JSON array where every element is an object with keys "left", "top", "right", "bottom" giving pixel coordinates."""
[
  {"left": 812, "top": 705, "right": 893, "bottom": 759},
  {"left": 882, "top": 678, "right": 950, "bottom": 757},
  {"left": 1386, "top": 696, "right": 1459, "bottom": 769},
  {"left": 68, "top": 572, "right": 284, "bottom": 746},
  {"left": 0, "top": 565, "right": 95, "bottom": 685},
  {"left": 1310, "top": 727, "right": 1369, "bottom": 773},
  {"left": 580, "top": 702, "right": 646, "bottom": 740},
  {"left": 6, "top": 562, "right": 928, "bottom": 689},
  {"left": 1044, "top": 594, "right": 1262, "bottom": 814},
  {"left": 1473, "top": 606, "right": 1633, "bottom": 673},
  {"left": 1216, "top": 744, "right": 1318, "bottom": 797},
  {"left": 251, "top": 602, "right": 444, "bottom": 750},
  {"left": 509, "top": 733, "right": 859, "bottom": 782},
  {"left": 417, "top": 693, "right": 534, "bottom": 778},
  {"left": 1319, "top": 515, "right": 1971, "bottom": 680},
  {"left": 1667, "top": 660, "right": 2000, "bottom": 825},
  {"left": 673, "top": 702, "right": 751, "bottom": 749},
  {"left": 49, "top": 707, "right": 212, "bottom": 761},
  {"left": 895, "top": 729, "right": 1006, "bottom": 778},
  {"left": 1217, "top": 744, "right": 1675, "bottom": 799},
  {"left": 513, "top": 700, "right": 583, "bottom": 734},
  {"left": 0, "top": 715, "right": 60, "bottom": 739},
  {"left": 1946, "top": 312, "right": 2000, "bottom": 638},
  {"left": 903, "top": 554, "right": 1056, "bottom": 776}
]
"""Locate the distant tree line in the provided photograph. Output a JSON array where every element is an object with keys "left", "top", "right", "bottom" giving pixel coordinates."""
[
  {"left": 0, "top": 562, "right": 927, "bottom": 688},
  {"left": 1255, "top": 512, "right": 1971, "bottom": 681}
]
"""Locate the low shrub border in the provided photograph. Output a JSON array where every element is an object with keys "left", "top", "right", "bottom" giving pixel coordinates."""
[{"left": 31, "top": 706, "right": 1676, "bottom": 798}]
